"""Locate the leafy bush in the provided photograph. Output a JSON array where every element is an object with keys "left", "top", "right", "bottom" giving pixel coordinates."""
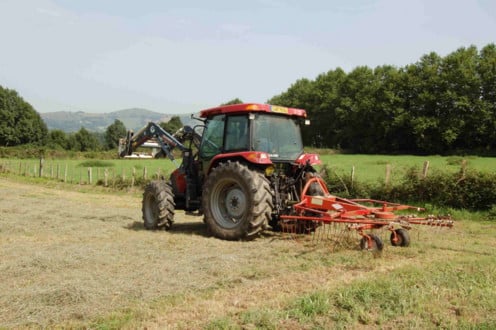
[{"left": 321, "top": 165, "right": 496, "bottom": 212}]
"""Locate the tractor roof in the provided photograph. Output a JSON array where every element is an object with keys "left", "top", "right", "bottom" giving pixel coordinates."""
[{"left": 199, "top": 103, "right": 307, "bottom": 118}]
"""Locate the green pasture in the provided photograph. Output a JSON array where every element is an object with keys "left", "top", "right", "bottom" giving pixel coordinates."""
[
  {"left": 318, "top": 154, "right": 495, "bottom": 185},
  {"left": 0, "top": 158, "right": 177, "bottom": 184},
  {"left": 1, "top": 153, "right": 495, "bottom": 185}
]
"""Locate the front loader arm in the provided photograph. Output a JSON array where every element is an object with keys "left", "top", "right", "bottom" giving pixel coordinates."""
[{"left": 119, "top": 122, "right": 189, "bottom": 163}]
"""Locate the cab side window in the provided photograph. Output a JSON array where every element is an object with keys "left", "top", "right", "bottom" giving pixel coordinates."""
[
  {"left": 224, "top": 115, "right": 249, "bottom": 152},
  {"left": 200, "top": 115, "right": 225, "bottom": 159}
]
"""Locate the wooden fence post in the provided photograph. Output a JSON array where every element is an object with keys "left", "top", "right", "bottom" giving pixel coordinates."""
[
  {"left": 422, "top": 161, "right": 430, "bottom": 179},
  {"left": 104, "top": 169, "right": 109, "bottom": 187},
  {"left": 143, "top": 166, "right": 147, "bottom": 180},
  {"left": 39, "top": 157, "right": 44, "bottom": 177},
  {"left": 64, "top": 164, "right": 68, "bottom": 183},
  {"left": 131, "top": 167, "right": 136, "bottom": 188},
  {"left": 88, "top": 167, "right": 92, "bottom": 185},
  {"left": 350, "top": 166, "right": 355, "bottom": 189},
  {"left": 385, "top": 164, "right": 391, "bottom": 187}
]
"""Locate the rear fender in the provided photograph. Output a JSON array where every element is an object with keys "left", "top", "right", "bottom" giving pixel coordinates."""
[{"left": 206, "top": 151, "right": 272, "bottom": 173}]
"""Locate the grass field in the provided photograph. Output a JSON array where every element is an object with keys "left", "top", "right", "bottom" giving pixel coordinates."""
[
  {"left": 0, "top": 177, "right": 495, "bottom": 328},
  {"left": 318, "top": 154, "right": 496, "bottom": 185},
  {"left": 0, "top": 158, "right": 177, "bottom": 185},
  {"left": 1, "top": 153, "right": 495, "bottom": 186}
]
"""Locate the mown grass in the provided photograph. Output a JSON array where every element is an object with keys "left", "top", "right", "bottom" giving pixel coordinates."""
[
  {"left": 3, "top": 188, "right": 493, "bottom": 330},
  {"left": 201, "top": 222, "right": 496, "bottom": 329},
  {"left": 1, "top": 153, "right": 495, "bottom": 328}
]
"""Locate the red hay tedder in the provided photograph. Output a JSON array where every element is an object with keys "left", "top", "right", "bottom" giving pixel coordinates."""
[{"left": 279, "top": 176, "right": 453, "bottom": 251}]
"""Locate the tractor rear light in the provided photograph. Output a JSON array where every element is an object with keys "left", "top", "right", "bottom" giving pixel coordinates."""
[
  {"left": 243, "top": 151, "right": 272, "bottom": 164},
  {"left": 296, "top": 153, "right": 321, "bottom": 165}
]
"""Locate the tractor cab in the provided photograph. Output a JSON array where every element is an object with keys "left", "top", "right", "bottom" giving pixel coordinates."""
[{"left": 198, "top": 103, "right": 309, "bottom": 173}]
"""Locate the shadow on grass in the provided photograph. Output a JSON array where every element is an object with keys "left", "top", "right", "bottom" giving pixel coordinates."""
[{"left": 125, "top": 220, "right": 210, "bottom": 237}]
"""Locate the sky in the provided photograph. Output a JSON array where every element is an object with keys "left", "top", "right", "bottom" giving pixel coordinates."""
[{"left": 0, "top": 0, "right": 495, "bottom": 114}]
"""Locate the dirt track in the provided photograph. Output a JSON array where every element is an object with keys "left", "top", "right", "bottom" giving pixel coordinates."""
[{"left": 0, "top": 177, "right": 467, "bottom": 328}]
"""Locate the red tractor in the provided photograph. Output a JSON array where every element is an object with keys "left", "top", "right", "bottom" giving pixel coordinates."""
[
  {"left": 120, "top": 103, "right": 323, "bottom": 240},
  {"left": 121, "top": 103, "right": 452, "bottom": 248}
]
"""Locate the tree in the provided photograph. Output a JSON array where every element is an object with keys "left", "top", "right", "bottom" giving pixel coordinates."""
[
  {"left": 70, "top": 127, "right": 101, "bottom": 151},
  {"left": 159, "top": 116, "right": 183, "bottom": 134},
  {"left": 105, "top": 119, "right": 127, "bottom": 150},
  {"left": 0, "top": 85, "right": 48, "bottom": 146},
  {"left": 221, "top": 98, "right": 243, "bottom": 105},
  {"left": 476, "top": 44, "right": 496, "bottom": 150},
  {"left": 267, "top": 43, "right": 496, "bottom": 154},
  {"left": 47, "top": 129, "right": 68, "bottom": 149}
]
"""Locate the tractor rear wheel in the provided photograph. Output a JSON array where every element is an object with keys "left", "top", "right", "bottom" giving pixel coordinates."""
[
  {"left": 203, "top": 161, "right": 273, "bottom": 240},
  {"left": 142, "top": 180, "right": 175, "bottom": 230}
]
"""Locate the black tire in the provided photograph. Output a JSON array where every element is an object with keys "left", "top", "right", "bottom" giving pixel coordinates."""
[
  {"left": 142, "top": 180, "right": 175, "bottom": 230},
  {"left": 360, "top": 234, "right": 384, "bottom": 252},
  {"left": 202, "top": 161, "right": 273, "bottom": 240},
  {"left": 390, "top": 228, "right": 410, "bottom": 247}
]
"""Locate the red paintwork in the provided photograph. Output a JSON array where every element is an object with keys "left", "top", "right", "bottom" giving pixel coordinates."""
[
  {"left": 280, "top": 177, "right": 454, "bottom": 231},
  {"left": 171, "top": 168, "right": 187, "bottom": 194},
  {"left": 207, "top": 151, "right": 273, "bottom": 172},
  {"left": 199, "top": 103, "right": 307, "bottom": 118},
  {"left": 295, "top": 153, "right": 322, "bottom": 166}
]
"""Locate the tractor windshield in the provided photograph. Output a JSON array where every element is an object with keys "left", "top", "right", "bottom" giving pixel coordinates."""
[{"left": 252, "top": 114, "right": 303, "bottom": 161}]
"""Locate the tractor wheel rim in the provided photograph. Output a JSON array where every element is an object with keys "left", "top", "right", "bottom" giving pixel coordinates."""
[
  {"left": 145, "top": 195, "right": 158, "bottom": 223},
  {"left": 210, "top": 179, "right": 247, "bottom": 228},
  {"left": 225, "top": 187, "right": 246, "bottom": 218}
]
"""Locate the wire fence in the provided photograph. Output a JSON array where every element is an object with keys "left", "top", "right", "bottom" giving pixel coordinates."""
[{"left": 0, "top": 158, "right": 173, "bottom": 189}]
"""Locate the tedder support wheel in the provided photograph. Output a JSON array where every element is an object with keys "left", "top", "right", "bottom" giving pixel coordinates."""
[
  {"left": 360, "top": 233, "right": 384, "bottom": 252},
  {"left": 390, "top": 228, "right": 411, "bottom": 247},
  {"left": 142, "top": 180, "right": 175, "bottom": 230},
  {"left": 202, "top": 161, "right": 273, "bottom": 240}
]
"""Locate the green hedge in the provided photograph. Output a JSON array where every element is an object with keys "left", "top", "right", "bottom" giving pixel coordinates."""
[{"left": 321, "top": 166, "right": 496, "bottom": 211}]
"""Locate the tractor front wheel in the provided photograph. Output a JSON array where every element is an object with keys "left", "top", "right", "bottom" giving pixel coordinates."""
[
  {"left": 142, "top": 180, "right": 175, "bottom": 230},
  {"left": 203, "top": 161, "right": 273, "bottom": 240}
]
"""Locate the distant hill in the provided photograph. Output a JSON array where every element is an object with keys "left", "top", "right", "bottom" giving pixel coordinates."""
[{"left": 41, "top": 108, "right": 193, "bottom": 132}]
